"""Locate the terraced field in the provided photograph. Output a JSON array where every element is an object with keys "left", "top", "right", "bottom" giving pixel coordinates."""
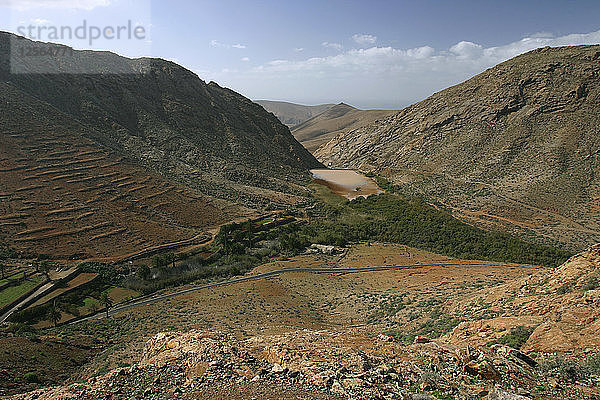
[
  {"left": 0, "top": 129, "right": 243, "bottom": 260},
  {"left": 0, "top": 88, "right": 248, "bottom": 261}
]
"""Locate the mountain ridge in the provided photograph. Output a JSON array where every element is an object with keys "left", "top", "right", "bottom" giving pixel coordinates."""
[
  {"left": 255, "top": 100, "right": 335, "bottom": 127},
  {"left": 292, "top": 103, "right": 397, "bottom": 153},
  {"left": 316, "top": 45, "right": 600, "bottom": 249},
  {"left": 0, "top": 32, "right": 321, "bottom": 259}
]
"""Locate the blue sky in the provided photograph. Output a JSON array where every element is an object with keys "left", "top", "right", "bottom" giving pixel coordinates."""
[{"left": 2, "top": 0, "right": 600, "bottom": 108}]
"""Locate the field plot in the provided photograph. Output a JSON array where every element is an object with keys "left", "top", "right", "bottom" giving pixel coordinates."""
[{"left": 0, "top": 276, "right": 44, "bottom": 309}]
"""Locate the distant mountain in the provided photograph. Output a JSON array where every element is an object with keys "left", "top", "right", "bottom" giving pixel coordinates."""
[
  {"left": 316, "top": 45, "right": 600, "bottom": 250},
  {"left": 0, "top": 32, "right": 321, "bottom": 259},
  {"left": 255, "top": 100, "right": 335, "bottom": 127},
  {"left": 292, "top": 103, "right": 396, "bottom": 153}
]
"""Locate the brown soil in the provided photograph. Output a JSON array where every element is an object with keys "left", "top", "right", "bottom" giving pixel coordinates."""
[{"left": 0, "top": 129, "right": 249, "bottom": 261}]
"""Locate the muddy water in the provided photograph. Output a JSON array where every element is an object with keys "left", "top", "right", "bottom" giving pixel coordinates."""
[{"left": 310, "top": 169, "right": 384, "bottom": 200}]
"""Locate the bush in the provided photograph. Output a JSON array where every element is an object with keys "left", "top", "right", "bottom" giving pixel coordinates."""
[
  {"left": 492, "top": 325, "right": 535, "bottom": 349},
  {"left": 23, "top": 372, "right": 39, "bottom": 383},
  {"left": 583, "top": 276, "right": 599, "bottom": 291},
  {"left": 0, "top": 243, "right": 16, "bottom": 260},
  {"left": 557, "top": 283, "right": 572, "bottom": 295},
  {"left": 297, "top": 194, "right": 572, "bottom": 267},
  {"left": 539, "top": 353, "right": 600, "bottom": 383}
]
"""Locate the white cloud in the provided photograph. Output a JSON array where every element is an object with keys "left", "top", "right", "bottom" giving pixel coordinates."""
[
  {"left": 206, "top": 29, "right": 600, "bottom": 108},
  {"left": 322, "top": 41, "right": 343, "bottom": 51},
  {"left": 241, "top": 57, "right": 250, "bottom": 62},
  {"left": 449, "top": 41, "right": 483, "bottom": 59},
  {"left": 30, "top": 18, "right": 51, "bottom": 24},
  {"left": 352, "top": 34, "right": 377, "bottom": 46},
  {"left": 529, "top": 32, "right": 555, "bottom": 39},
  {"left": 210, "top": 39, "right": 247, "bottom": 50},
  {"left": 0, "top": 0, "right": 110, "bottom": 10},
  {"left": 294, "top": 47, "right": 304, "bottom": 52}
]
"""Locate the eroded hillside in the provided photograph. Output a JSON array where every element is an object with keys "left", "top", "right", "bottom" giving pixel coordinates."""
[
  {"left": 0, "top": 32, "right": 322, "bottom": 259},
  {"left": 6, "top": 243, "right": 600, "bottom": 399},
  {"left": 316, "top": 45, "right": 600, "bottom": 250},
  {"left": 292, "top": 103, "right": 396, "bottom": 152}
]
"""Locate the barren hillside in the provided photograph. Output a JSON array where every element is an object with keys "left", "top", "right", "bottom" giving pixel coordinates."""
[
  {"left": 316, "top": 46, "right": 600, "bottom": 250},
  {"left": 0, "top": 32, "right": 322, "bottom": 259},
  {"left": 255, "top": 100, "right": 334, "bottom": 127},
  {"left": 292, "top": 103, "right": 396, "bottom": 153}
]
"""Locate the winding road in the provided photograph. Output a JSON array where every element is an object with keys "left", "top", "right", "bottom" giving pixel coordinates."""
[{"left": 72, "top": 262, "right": 541, "bottom": 324}]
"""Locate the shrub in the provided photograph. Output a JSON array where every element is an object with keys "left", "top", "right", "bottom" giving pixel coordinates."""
[
  {"left": 23, "top": 372, "right": 39, "bottom": 383},
  {"left": 492, "top": 325, "right": 535, "bottom": 349},
  {"left": 557, "top": 283, "right": 572, "bottom": 295},
  {"left": 539, "top": 354, "right": 600, "bottom": 383},
  {"left": 583, "top": 276, "right": 599, "bottom": 291}
]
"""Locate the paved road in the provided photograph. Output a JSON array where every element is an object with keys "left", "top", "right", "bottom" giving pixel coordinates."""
[{"left": 72, "top": 262, "right": 540, "bottom": 324}]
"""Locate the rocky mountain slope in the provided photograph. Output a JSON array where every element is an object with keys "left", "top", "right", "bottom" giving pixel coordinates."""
[
  {"left": 316, "top": 45, "right": 600, "bottom": 250},
  {"left": 255, "top": 100, "right": 334, "bottom": 127},
  {"left": 446, "top": 243, "right": 600, "bottom": 354},
  {"left": 0, "top": 32, "right": 321, "bottom": 259},
  {"left": 292, "top": 103, "right": 396, "bottom": 153}
]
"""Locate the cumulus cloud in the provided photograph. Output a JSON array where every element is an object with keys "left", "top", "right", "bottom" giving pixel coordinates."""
[
  {"left": 0, "top": 0, "right": 110, "bottom": 10},
  {"left": 241, "top": 57, "right": 250, "bottom": 62},
  {"left": 352, "top": 34, "right": 377, "bottom": 45},
  {"left": 322, "top": 41, "right": 343, "bottom": 51},
  {"left": 205, "top": 30, "right": 600, "bottom": 108},
  {"left": 449, "top": 41, "right": 483, "bottom": 59}
]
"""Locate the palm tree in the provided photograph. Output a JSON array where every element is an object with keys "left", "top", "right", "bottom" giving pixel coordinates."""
[
  {"left": 39, "top": 261, "right": 51, "bottom": 281},
  {"left": 99, "top": 292, "right": 113, "bottom": 318},
  {"left": 166, "top": 253, "right": 176, "bottom": 268},
  {"left": 48, "top": 300, "right": 61, "bottom": 327}
]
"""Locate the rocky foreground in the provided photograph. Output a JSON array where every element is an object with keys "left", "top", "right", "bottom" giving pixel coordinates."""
[
  {"left": 8, "top": 246, "right": 600, "bottom": 400},
  {"left": 7, "top": 327, "right": 597, "bottom": 400}
]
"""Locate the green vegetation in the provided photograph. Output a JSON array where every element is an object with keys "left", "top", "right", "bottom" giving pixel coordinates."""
[
  {"left": 284, "top": 193, "right": 571, "bottom": 267},
  {"left": 99, "top": 292, "right": 113, "bottom": 318},
  {"left": 557, "top": 283, "right": 572, "bottom": 295},
  {"left": 47, "top": 302, "right": 61, "bottom": 327},
  {"left": 0, "top": 243, "right": 16, "bottom": 260},
  {"left": 0, "top": 271, "right": 28, "bottom": 287},
  {"left": 10, "top": 262, "right": 123, "bottom": 325},
  {"left": 123, "top": 218, "right": 292, "bottom": 294},
  {"left": 0, "top": 277, "right": 43, "bottom": 309},
  {"left": 539, "top": 353, "right": 600, "bottom": 383},
  {"left": 23, "top": 372, "right": 40, "bottom": 383},
  {"left": 384, "top": 309, "right": 463, "bottom": 343},
  {"left": 489, "top": 325, "right": 535, "bottom": 350}
]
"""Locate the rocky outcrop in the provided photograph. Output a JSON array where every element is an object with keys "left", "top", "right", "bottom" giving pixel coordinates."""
[
  {"left": 11, "top": 328, "right": 597, "bottom": 400},
  {"left": 446, "top": 244, "right": 600, "bottom": 353}
]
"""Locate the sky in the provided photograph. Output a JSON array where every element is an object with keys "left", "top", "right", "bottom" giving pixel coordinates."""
[{"left": 1, "top": 0, "right": 600, "bottom": 108}]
